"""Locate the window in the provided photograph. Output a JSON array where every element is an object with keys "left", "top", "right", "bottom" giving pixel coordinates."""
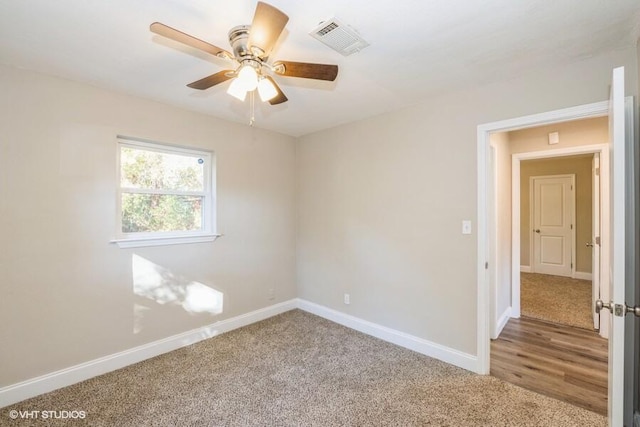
[{"left": 113, "top": 137, "right": 216, "bottom": 248}]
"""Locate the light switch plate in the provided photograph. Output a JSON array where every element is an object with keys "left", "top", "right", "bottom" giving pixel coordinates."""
[{"left": 462, "top": 220, "right": 472, "bottom": 235}]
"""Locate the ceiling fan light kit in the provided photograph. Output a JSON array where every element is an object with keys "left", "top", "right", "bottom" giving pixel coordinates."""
[
  {"left": 257, "top": 77, "right": 278, "bottom": 102},
  {"left": 150, "top": 1, "right": 339, "bottom": 123},
  {"left": 236, "top": 64, "right": 259, "bottom": 91},
  {"left": 226, "top": 78, "right": 248, "bottom": 102},
  {"left": 226, "top": 69, "right": 278, "bottom": 103}
]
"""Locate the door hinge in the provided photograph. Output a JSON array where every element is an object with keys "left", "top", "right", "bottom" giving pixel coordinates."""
[
  {"left": 595, "top": 167, "right": 600, "bottom": 176},
  {"left": 485, "top": 262, "right": 489, "bottom": 270},
  {"left": 595, "top": 236, "right": 600, "bottom": 245},
  {"left": 571, "top": 262, "right": 573, "bottom": 269},
  {"left": 570, "top": 224, "right": 573, "bottom": 230}
]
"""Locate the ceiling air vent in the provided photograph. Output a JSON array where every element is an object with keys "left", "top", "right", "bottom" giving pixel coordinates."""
[{"left": 309, "top": 18, "right": 369, "bottom": 56}]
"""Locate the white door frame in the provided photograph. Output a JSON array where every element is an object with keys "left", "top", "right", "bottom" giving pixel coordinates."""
[
  {"left": 592, "top": 154, "right": 601, "bottom": 331},
  {"left": 488, "top": 144, "right": 498, "bottom": 339},
  {"left": 510, "top": 147, "right": 608, "bottom": 326},
  {"left": 476, "top": 100, "right": 610, "bottom": 374}
]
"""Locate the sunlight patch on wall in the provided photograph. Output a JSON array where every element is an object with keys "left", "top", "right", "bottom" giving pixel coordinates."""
[
  {"left": 132, "top": 254, "right": 223, "bottom": 315},
  {"left": 133, "top": 303, "right": 151, "bottom": 334}
]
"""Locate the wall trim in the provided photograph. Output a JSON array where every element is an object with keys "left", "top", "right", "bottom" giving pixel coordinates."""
[
  {"left": 520, "top": 265, "right": 532, "bottom": 273},
  {"left": 574, "top": 271, "right": 593, "bottom": 281},
  {"left": 495, "top": 307, "right": 512, "bottom": 339},
  {"left": 296, "top": 299, "right": 478, "bottom": 373},
  {"left": 3, "top": 297, "right": 483, "bottom": 408},
  {"left": 0, "top": 299, "right": 298, "bottom": 408}
]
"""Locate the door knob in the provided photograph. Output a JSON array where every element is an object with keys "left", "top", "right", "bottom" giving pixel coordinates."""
[
  {"left": 534, "top": 229, "right": 540, "bottom": 233},
  {"left": 586, "top": 242, "right": 594, "bottom": 247},
  {"left": 595, "top": 299, "right": 611, "bottom": 314},
  {"left": 596, "top": 300, "right": 640, "bottom": 317},
  {"left": 627, "top": 305, "right": 640, "bottom": 318}
]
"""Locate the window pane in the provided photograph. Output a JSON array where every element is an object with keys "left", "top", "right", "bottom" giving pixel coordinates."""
[
  {"left": 120, "top": 146, "right": 205, "bottom": 191},
  {"left": 121, "top": 193, "right": 203, "bottom": 233}
]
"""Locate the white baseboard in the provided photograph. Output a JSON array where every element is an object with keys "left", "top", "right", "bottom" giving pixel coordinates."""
[
  {"left": 520, "top": 266, "right": 591, "bottom": 280},
  {"left": 574, "top": 271, "right": 593, "bottom": 281},
  {"left": 296, "top": 299, "right": 478, "bottom": 373},
  {"left": 493, "top": 307, "right": 512, "bottom": 339},
  {"left": 0, "top": 299, "right": 297, "bottom": 408},
  {"left": 2, "top": 298, "right": 481, "bottom": 407}
]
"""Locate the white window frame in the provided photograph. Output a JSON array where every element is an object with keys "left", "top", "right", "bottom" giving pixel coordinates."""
[{"left": 112, "top": 136, "right": 218, "bottom": 248}]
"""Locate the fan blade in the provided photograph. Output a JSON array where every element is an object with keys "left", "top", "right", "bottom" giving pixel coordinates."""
[
  {"left": 150, "top": 22, "right": 232, "bottom": 59},
  {"left": 247, "top": 2, "right": 289, "bottom": 58},
  {"left": 265, "top": 76, "right": 288, "bottom": 105},
  {"left": 272, "top": 61, "right": 338, "bottom": 81},
  {"left": 187, "top": 70, "right": 234, "bottom": 90}
]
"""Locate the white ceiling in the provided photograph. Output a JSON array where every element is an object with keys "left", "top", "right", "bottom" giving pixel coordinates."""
[{"left": 1, "top": 0, "right": 639, "bottom": 137}]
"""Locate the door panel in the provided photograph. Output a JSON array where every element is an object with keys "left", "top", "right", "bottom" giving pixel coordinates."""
[
  {"left": 540, "top": 236, "right": 564, "bottom": 264},
  {"left": 532, "top": 176, "right": 574, "bottom": 277}
]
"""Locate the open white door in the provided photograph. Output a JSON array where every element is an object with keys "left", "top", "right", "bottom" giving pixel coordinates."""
[{"left": 600, "top": 66, "right": 626, "bottom": 426}]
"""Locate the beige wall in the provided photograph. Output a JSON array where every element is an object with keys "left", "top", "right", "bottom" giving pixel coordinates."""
[
  {"left": 297, "top": 47, "right": 637, "bottom": 355},
  {"left": 0, "top": 65, "right": 297, "bottom": 387},
  {"left": 519, "top": 156, "right": 594, "bottom": 273}
]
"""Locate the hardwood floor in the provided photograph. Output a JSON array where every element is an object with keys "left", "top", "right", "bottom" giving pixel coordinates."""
[{"left": 491, "top": 316, "right": 608, "bottom": 415}]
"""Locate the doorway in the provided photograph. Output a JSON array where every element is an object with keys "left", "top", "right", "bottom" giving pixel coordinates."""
[
  {"left": 518, "top": 156, "right": 596, "bottom": 332},
  {"left": 476, "top": 100, "right": 613, "bottom": 373},
  {"left": 510, "top": 145, "right": 610, "bottom": 339},
  {"left": 476, "top": 102, "right": 613, "bottom": 414},
  {"left": 489, "top": 121, "right": 609, "bottom": 414},
  {"left": 477, "top": 71, "right": 636, "bottom": 425}
]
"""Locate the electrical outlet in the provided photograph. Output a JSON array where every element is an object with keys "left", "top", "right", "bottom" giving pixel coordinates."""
[
  {"left": 268, "top": 288, "right": 275, "bottom": 300},
  {"left": 344, "top": 293, "right": 350, "bottom": 305}
]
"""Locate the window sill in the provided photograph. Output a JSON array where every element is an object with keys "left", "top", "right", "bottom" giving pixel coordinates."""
[{"left": 110, "top": 234, "right": 223, "bottom": 249}]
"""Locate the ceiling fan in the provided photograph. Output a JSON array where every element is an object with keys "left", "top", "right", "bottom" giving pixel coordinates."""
[{"left": 150, "top": 2, "right": 338, "bottom": 105}]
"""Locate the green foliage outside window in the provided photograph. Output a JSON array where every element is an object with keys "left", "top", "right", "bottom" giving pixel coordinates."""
[{"left": 120, "top": 146, "right": 205, "bottom": 233}]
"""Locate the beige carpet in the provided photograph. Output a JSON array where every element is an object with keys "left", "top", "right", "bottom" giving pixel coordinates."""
[
  {"left": 1, "top": 310, "right": 605, "bottom": 426},
  {"left": 521, "top": 273, "right": 594, "bottom": 330}
]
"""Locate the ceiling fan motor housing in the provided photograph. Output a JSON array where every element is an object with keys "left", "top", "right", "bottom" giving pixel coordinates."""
[{"left": 228, "top": 25, "right": 253, "bottom": 60}]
